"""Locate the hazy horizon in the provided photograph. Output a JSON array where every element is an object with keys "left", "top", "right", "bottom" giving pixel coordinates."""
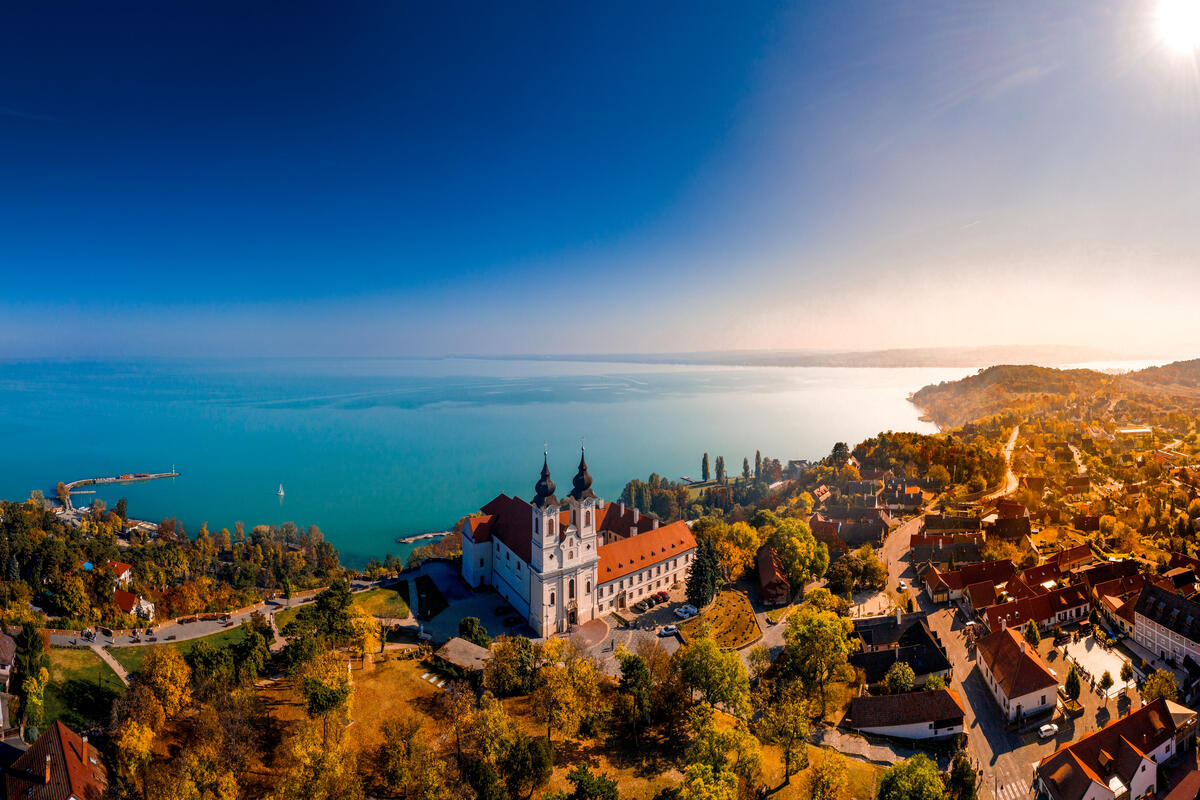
[{"left": 3, "top": 1, "right": 1199, "bottom": 358}]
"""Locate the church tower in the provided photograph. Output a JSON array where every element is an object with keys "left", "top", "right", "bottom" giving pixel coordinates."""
[
  {"left": 529, "top": 453, "right": 559, "bottom": 573},
  {"left": 567, "top": 445, "right": 597, "bottom": 544}
]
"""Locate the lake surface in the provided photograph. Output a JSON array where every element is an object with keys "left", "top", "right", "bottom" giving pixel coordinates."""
[{"left": 0, "top": 358, "right": 981, "bottom": 566}]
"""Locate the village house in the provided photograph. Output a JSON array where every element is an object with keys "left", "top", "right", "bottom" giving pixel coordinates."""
[
  {"left": 460, "top": 449, "right": 697, "bottom": 636},
  {"left": 1035, "top": 698, "right": 1198, "bottom": 800},
  {"left": 1133, "top": 584, "right": 1200, "bottom": 669},
  {"left": 981, "top": 584, "right": 1091, "bottom": 634},
  {"left": 849, "top": 610, "right": 951, "bottom": 689},
  {"left": 846, "top": 689, "right": 966, "bottom": 740},
  {"left": 922, "top": 513, "right": 984, "bottom": 533},
  {"left": 107, "top": 560, "right": 133, "bottom": 588},
  {"left": 0, "top": 633, "right": 13, "bottom": 693},
  {"left": 4, "top": 720, "right": 108, "bottom": 800},
  {"left": 433, "top": 637, "right": 492, "bottom": 680},
  {"left": 923, "top": 559, "right": 1016, "bottom": 604},
  {"left": 755, "top": 544, "right": 790, "bottom": 606},
  {"left": 975, "top": 627, "right": 1058, "bottom": 722},
  {"left": 113, "top": 589, "right": 155, "bottom": 621}
]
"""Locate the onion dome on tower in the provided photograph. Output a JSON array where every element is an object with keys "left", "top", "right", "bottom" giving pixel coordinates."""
[
  {"left": 569, "top": 445, "right": 595, "bottom": 501},
  {"left": 532, "top": 453, "right": 558, "bottom": 509}
]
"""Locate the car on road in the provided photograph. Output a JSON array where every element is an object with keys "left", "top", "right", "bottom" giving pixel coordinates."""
[
  {"left": 897, "top": 580, "right": 907, "bottom": 591},
  {"left": 1038, "top": 724, "right": 1059, "bottom": 740},
  {"left": 658, "top": 624, "right": 677, "bottom": 637}
]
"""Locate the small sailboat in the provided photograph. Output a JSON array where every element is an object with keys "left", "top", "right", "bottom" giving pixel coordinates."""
[{"left": 277, "top": 483, "right": 285, "bottom": 497}]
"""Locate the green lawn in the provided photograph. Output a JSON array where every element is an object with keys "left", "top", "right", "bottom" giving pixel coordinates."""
[
  {"left": 352, "top": 585, "right": 410, "bottom": 619},
  {"left": 44, "top": 647, "right": 125, "bottom": 730},
  {"left": 107, "top": 625, "right": 250, "bottom": 674}
]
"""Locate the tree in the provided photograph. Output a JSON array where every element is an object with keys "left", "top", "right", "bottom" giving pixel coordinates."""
[
  {"left": 807, "top": 751, "right": 849, "bottom": 800},
  {"left": 484, "top": 635, "right": 536, "bottom": 696},
  {"left": 753, "top": 681, "right": 809, "bottom": 785},
  {"left": 437, "top": 680, "right": 475, "bottom": 766},
  {"left": 459, "top": 616, "right": 492, "bottom": 649},
  {"left": 754, "top": 451, "right": 762, "bottom": 480},
  {"left": 377, "top": 714, "right": 448, "bottom": 800},
  {"left": 924, "top": 674, "right": 946, "bottom": 691},
  {"left": 1120, "top": 661, "right": 1134, "bottom": 696},
  {"left": 114, "top": 496, "right": 128, "bottom": 520},
  {"left": 784, "top": 606, "right": 852, "bottom": 713},
  {"left": 1099, "top": 670, "right": 1114, "bottom": 706},
  {"left": 829, "top": 442, "right": 850, "bottom": 467},
  {"left": 139, "top": 646, "right": 193, "bottom": 718},
  {"left": 876, "top": 754, "right": 944, "bottom": 800},
  {"left": 549, "top": 764, "right": 620, "bottom": 800},
  {"left": 531, "top": 638, "right": 605, "bottom": 747},
  {"left": 1143, "top": 669, "right": 1178, "bottom": 703},
  {"left": 945, "top": 750, "right": 978, "bottom": 800},
  {"left": 20, "top": 667, "right": 49, "bottom": 731},
  {"left": 742, "top": 458, "right": 750, "bottom": 480},
  {"left": 502, "top": 734, "right": 553, "bottom": 800},
  {"left": 615, "top": 649, "right": 652, "bottom": 745},
  {"left": 300, "top": 653, "right": 354, "bottom": 744},
  {"left": 1064, "top": 666, "right": 1082, "bottom": 703},
  {"left": 926, "top": 464, "right": 951, "bottom": 490},
  {"left": 1022, "top": 621, "right": 1041, "bottom": 649},
  {"left": 679, "top": 636, "right": 750, "bottom": 716},
  {"left": 884, "top": 661, "right": 915, "bottom": 694},
  {"left": 715, "top": 456, "right": 726, "bottom": 484},
  {"left": 272, "top": 719, "right": 365, "bottom": 800},
  {"left": 678, "top": 763, "right": 738, "bottom": 800},
  {"left": 702, "top": 453, "right": 711, "bottom": 483},
  {"left": 55, "top": 481, "right": 69, "bottom": 505},
  {"left": 685, "top": 538, "right": 721, "bottom": 609}
]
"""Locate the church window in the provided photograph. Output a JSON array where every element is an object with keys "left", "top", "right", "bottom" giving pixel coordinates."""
[
  {"left": 549, "top": 519, "right": 555, "bottom": 536},
  {"left": 550, "top": 592, "right": 555, "bottom": 606},
  {"left": 569, "top": 551, "right": 574, "bottom": 560},
  {"left": 569, "top": 579, "right": 576, "bottom": 600},
  {"left": 585, "top": 510, "right": 591, "bottom": 527},
  {"left": 586, "top": 580, "right": 591, "bottom": 594}
]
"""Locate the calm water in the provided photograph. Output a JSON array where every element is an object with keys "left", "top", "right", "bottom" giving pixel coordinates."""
[{"left": 0, "top": 358, "right": 977, "bottom": 566}]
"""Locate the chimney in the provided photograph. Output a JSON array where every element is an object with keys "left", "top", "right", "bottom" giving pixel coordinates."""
[
  {"left": 651, "top": 518, "right": 659, "bottom": 530},
  {"left": 632, "top": 508, "right": 639, "bottom": 524},
  {"left": 45, "top": 754, "right": 51, "bottom": 785},
  {"left": 895, "top": 607, "right": 902, "bottom": 625},
  {"left": 619, "top": 501, "right": 625, "bottom": 516},
  {"left": 1021, "top": 638, "right": 1027, "bottom": 654}
]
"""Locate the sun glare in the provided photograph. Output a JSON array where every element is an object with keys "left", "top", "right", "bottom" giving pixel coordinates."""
[{"left": 1158, "top": 0, "right": 1200, "bottom": 54}]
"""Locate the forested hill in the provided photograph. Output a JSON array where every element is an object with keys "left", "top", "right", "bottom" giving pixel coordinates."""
[{"left": 911, "top": 359, "right": 1200, "bottom": 428}]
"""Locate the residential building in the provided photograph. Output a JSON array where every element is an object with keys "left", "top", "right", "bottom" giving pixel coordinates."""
[
  {"left": 975, "top": 627, "right": 1058, "bottom": 722},
  {"left": 1133, "top": 584, "right": 1200, "bottom": 667},
  {"left": 4, "top": 720, "right": 108, "bottom": 800},
  {"left": 0, "top": 633, "right": 13, "bottom": 693},
  {"left": 113, "top": 589, "right": 155, "bottom": 621},
  {"left": 850, "top": 611, "right": 951, "bottom": 688},
  {"left": 1036, "top": 698, "right": 1197, "bottom": 800},
  {"left": 755, "top": 545, "right": 790, "bottom": 606},
  {"left": 981, "top": 584, "right": 1090, "bottom": 633},
  {"left": 846, "top": 689, "right": 966, "bottom": 740}
]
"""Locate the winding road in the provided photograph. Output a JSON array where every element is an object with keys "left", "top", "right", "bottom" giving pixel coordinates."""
[{"left": 983, "top": 424, "right": 1021, "bottom": 502}]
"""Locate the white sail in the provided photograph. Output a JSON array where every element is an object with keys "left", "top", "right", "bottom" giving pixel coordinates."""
[{"left": 277, "top": 483, "right": 285, "bottom": 496}]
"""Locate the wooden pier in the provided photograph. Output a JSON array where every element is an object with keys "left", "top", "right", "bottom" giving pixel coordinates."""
[{"left": 61, "top": 471, "right": 179, "bottom": 511}]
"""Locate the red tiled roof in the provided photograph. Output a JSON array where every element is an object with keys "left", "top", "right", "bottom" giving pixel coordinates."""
[
  {"left": 976, "top": 627, "right": 1058, "bottom": 698},
  {"left": 5, "top": 720, "right": 107, "bottom": 800},
  {"left": 113, "top": 588, "right": 139, "bottom": 614},
  {"left": 983, "top": 584, "right": 1090, "bottom": 633},
  {"left": 756, "top": 544, "right": 789, "bottom": 594},
  {"left": 597, "top": 521, "right": 695, "bottom": 584},
  {"left": 107, "top": 560, "right": 132, "bottom": 576}
]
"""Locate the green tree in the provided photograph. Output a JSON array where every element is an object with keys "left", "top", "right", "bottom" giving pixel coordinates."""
[
  {"left": 876, "top": 754, "right": 944, "bottom": 800},
  {"left": 807, "top": 751, "right": 849, "bottom": 800},
  {"left": 114, "top": 496, "right": 128, "bottom": 520},
  {"left": 1120, "top": 661, "right": 1134, "bottom": 696},
  {"left": 829, "top": 442, "right": 850, "bottom": 467},
  {"left": 685, "top": 538, "right": 721, "bottom": 609},
  {"left": 1143, "top": 669, "right": 1179, "bottom": 703},
  {"left": 1099, "top": 670, "right": 1114, "bottom": 706},
  {"left": 502, "top": 734, "right": 553, "bottom": 800},
  {"left": 924, "top": 674, "right": 946, "bottom": 691},
  {"left": 549, "top": 764, "right": 620, "bottom": 800},
  {"left": 754, "top": 450, "right": 762, "bottom": 480},
  {"left": 1064, "top": 666, "right": 1082, "bottom": 703},
  {"left": 945, "top": 750, "right": 978, "bottom": 800},
  {"left": 742, "top": 458, "right": 751, "bottom": 480},
  {"left": 753, "top": 681, "right": 809, "bottom": 785},
  {"left": 1022, "top": 621, "right": 1040, "bottom": 649},
  {"left": 884, "top": 661, "right": 915, "bottom": 694},
  {"left": 459, "top": 616, "right": 492, "bottom": 649},
  {"left": 783, "top": 606, "right": 852, "bottom": 713},
  {"left": 679, "top": 636, "right": 750, "bottom": 716},
  {"left": 678, "top": 762, "right": 738, "bottom": 800},
  {"left": 715, "top": 456, "right": 726, "bottom": 484},
  {"left": 702, "top": 453, "right": 711, "bottom": 483},
  {"left": 483, "top": 635, "right": 537, "bottom": 696},
  {"left": 615, "top": 650, "right": 652, "bottom": 745}
]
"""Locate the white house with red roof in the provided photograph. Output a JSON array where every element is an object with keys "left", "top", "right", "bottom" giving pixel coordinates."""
[{"left": 460, "top": 448, "right": 697, "bottom": 637}]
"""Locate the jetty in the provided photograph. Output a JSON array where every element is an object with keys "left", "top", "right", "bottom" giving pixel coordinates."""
[{"left": 61, "top": 471, "right": 179, "bottom": 511}]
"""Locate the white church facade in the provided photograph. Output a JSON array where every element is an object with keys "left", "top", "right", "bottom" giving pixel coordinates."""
[{"left": 460, "top": 449, "right": 698, "bottom": 637}]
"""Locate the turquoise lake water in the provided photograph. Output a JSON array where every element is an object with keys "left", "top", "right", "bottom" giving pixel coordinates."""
[{"left": 0, "top": 358, "right": 977, "bottom": 566}]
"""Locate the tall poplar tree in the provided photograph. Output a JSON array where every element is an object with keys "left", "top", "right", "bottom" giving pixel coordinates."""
[{"left": 701, "top": 453, "right": 710, "bottom": 482}]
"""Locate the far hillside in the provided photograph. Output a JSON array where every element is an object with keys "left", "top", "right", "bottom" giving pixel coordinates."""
[{"left": 911, "top": 358, "right": 1200, "bottom": 428}]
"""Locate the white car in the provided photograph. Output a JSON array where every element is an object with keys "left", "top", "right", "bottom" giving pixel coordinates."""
[
  {"left": 659, "top": 624, "right": 678, "bottom": 637},
  {"left": 674, "top": 605, "right": 698, "bottom": 619},
  {"left": 1038, "top": 724, "right": 1059, "bottom": 740},
  {"left": 897, "top": 580, "right": 907, "bottom": 591}
]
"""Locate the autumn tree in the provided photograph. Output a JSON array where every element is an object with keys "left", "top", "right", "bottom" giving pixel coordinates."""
[
  {"left": 484, "top": 634, "right": 537, "bottom": 696},
  {"left": 678, "top": 635, "right": 750, "bottom": 716},
  {"left": 1064, "top": 666, "right": 1082, "bottom": 703},
  {"left": 1144, "top": 669, "right": 1178, "bottom": 702},
  {"left": 876, "top": 754, "right": 944, "bottom": 800},
  {"left": 300, "top": 652, "right": 353, "bottom": 744},
  {"left": 1120, "top": 661, "right": 1134, "bottom": 696},
  {"left": 1099, "top": 670, "right": 1114, "bottom": 706},
  {"left": 807, "top": 751, "right": 849, "bottom": 800},
  {"left": 532, "top": 638, "right": 605, "bottom": 747},
  {"left": 753, "top": 680, "right": 809, "bottom": 785},
  {"left": 945, "top": 750, "right": 978, "bottom": 800},
  {"left": 1023, "top": 620, "right": 1041, "bottom": 648},
  {"left": 884, "top": 661, "right": 915, "bottom": 694},
  {"left": 377, "top": 713, "right": 449, "bottom": 799},
  {"left": 271, "top": 719, "right": 364, "bottom": 800},
  {"left": 783, "top": 605, "right": 853, "bottom": 713}
]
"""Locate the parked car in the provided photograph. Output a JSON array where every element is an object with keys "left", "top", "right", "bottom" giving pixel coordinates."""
[
  {"left": 674, "top": 604, "right": 698, "bottom": 619},
  {"left": 645, "top": 596, "right": 659, "bottom": 608},
  {"left": 659, "top": 624, "right": 678, "bottom": 637},
  {"left": 655, "top": 591, "right": 669, "bottom": 602},
  {"left": 897, "top": 580, "right": 907, "bottom": 591},
  {"left": 632, "top": 601, "right": 647, "bottom": 613},
  {"left": 1039, "top": 724, "right": 1059, "bottom": 740}
]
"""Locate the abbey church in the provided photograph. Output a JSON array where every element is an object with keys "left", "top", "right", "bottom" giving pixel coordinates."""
[{"left": 460, "top": 449, "right": 697, "bottom": 636}]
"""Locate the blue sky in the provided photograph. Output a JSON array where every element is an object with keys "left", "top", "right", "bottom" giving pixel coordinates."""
[{"left": 2, "top": 1, "right": 1199, "bottom": 357}]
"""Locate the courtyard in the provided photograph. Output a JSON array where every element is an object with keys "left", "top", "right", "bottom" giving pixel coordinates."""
[{"left": 1061, "top": 636, "right": 1135, "bottom": 698}]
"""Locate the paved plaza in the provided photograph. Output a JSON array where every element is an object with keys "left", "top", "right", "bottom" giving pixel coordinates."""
[{"left": 1062, "top": 636, "right": 1133, "bottom": 698}]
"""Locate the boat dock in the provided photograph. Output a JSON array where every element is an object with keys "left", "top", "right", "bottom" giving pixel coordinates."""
[{"left": 61, "top": 471, "right": 179, "bottom": 511}]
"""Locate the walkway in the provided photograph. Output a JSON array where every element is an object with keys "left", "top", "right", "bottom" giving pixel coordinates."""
[
  {"left": 92, "top": 643, "right": 130, "bottom": 686},
  {"left": 983, "top": 425, "right": 1021, "bottom": 502},
  {"left": 813, "top": 726, "right": 905, "bottom": 766}
]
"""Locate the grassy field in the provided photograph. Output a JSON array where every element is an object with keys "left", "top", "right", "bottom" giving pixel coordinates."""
[
  {"left": 678, "top": 590, "right": 762, "bottom": 649},
  {"left": 353, "top": 585, "right": 410, "bottom": 619},
  {"left": 44, "top": 647, "right": 125, "bottom": 730},
  {"left": 107, "top": 625, "right": 250, "bottom": 674}
]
